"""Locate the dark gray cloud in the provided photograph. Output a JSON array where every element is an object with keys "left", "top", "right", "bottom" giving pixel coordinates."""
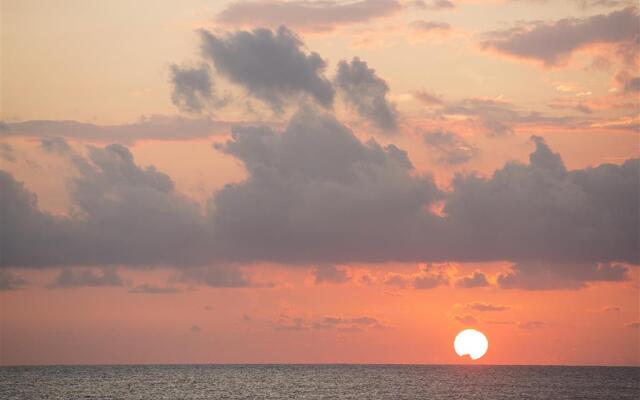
[
  {"left": 0, "top": 142, "right": 208, "bottom": 268},
  {"left": 0, "top": 143, "right": 15, "bottom": 162},
  {"left": 0, "top": 270, "right": 27, "bottom": 290},
  {"left": 48, "top": 267, "right": 124, "bottom": 288},
  {"left": 170, "top": 64, "right": 223, "bottom": 114},
  {"left": 335, "top": 57, "right": 398, "bottom": 132},
  {"left": 443, "top": 136, "right": 639, "bottom": 265},
  {"left": 216, "top": 0, "right": 401, "bottom": 32},
  {"left": 200, "top": 26, "right": 334, "bottom": 111},
  {"left": 1, "top": 116, "right": 227, "bottom": 143},
  {"left": 0, "top": 112, "right": 637, "bottom": 291},
  {"left": 497, "top": 261, "right": 629, "bottom": 290},
  {"left": 464, "top": 302, "right": 509, "bottom": 312},
  {"left": 454, "top": 271, "right": 490, "bottom": 288},
  {"left": 311, "top": 264, "right": 350, "bottom": 284},
  {"left": 480, "top": 7, "right": 639, "bottom": 66},
  {"left": 212, "top": 109, "right": 439, "bottom": 263},
  {"left": 410, "top": 20, "right": 451, "bottom": 33},
  {"left": 129, "top": 284, "right": 181, "bottom": 294},
  {"left": 627, "top": 321, "right": 640, "bottom": 328},
  {"left": 423, "top": 131, "right": 478, "bottom": 165}
]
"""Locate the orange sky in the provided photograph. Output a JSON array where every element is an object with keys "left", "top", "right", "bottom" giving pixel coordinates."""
[{"left": 1, "top": 0, "right": 638, "bottom": 366}]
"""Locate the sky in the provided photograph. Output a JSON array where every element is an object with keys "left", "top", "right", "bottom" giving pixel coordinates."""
[{"left": 0, "top": 0, "right": 639, "bottom": 366}]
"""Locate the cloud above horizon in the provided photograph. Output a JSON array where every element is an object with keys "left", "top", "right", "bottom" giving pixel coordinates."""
[
  {"left": 200, "top": 26, "right": 334, "bottom": 112},
  {"left": 480, "top": 7, "right": 639, "bottom": 66},
  {"left": 216, "top": 0, "right": 402, "bottom": 32},
  {"left": 0, "top": 111, "right": 637, "bottom": 291},
  {"left": 335, "top": 57, "right": 399, "bottom": 133}
]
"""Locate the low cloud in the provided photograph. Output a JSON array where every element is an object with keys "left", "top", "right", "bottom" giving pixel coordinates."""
[
  {"left": 170, "top": 64, "right": 226, "bottom": 114},
  {"left": 0, "top": 143, "right": 15, "bottom": 162},
  {"left": 335, "top": 57, "right": 398, "bottom": 132},
  {"left": 480, "top": 7, "right": 639, "bottom": 66},
  {"left": 311, "top": 264, "right": 350, "bottom": 284},
  {"left": 497, "top": 261, "right": 630, "bottom": 290},
  {"left": 1, "top": 116, "right": 226, "bottom": 143},
  {"left": 0, "top": 270, "right": 27, "bottom": 290},
  {"left": 129, "top": 284, "right": 181, "bottom": 294},
  {"left": 1, "top": 113, "right": 637, "bottom": 292},
  {"left": 423, "top": 131, "right": 478, "bottom": 165},
  {"left": 216, "top": 0, "right": 401, "bottom": 32},
  {"left": 174, "top": 266, "right": 263, "bottom": 288},
  {"left": 453, "top": 314, "right": 479, "bottom": 325},
  {"left": 412, "top": 0, "right": 455, "bottom": 10},
  {"left": 518, "top": 320, "right": 546, "bottom": 330},
  {"left": 384, "top": 264, "right": 451, "bottom": 290},
  {"left": 454, "top": 271, "right": 490, "bottom": 288},
  {"left": 464, "top": 302, "right": 509, "bottom": 312},
  {"left": 200, "top": 26, "right": 334, "bottom": 111},
  {"left": 48, "top": 267, "right": 124, "bottom": 289},
  {"left": 275, "top": 314, "right": 388, "bottom": 332},
  {"left": 410, "top": 20, "right": 451, "bottom": 33}
]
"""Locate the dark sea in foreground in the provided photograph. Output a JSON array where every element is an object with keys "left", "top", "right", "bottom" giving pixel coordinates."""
[{"left": 1, "top": 364, "right": 639, "bottom": 399}]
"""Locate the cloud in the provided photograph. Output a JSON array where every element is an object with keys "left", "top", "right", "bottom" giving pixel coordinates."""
[
  {"left": 200, "top": 26, "right": 334, "bottom": 111},
  {"left": 212, "top": 109, "right": 440, "bottom": 264},
  {"left": 410, "top": 20, "right": 451, "bottom": 33},
  {"left": 383, "top": 264, "right": 450, "bottom": 289},
  {"left": 1, "top": 113, "right": 637, "bottom": 288},
  {"left": 412, "top": 0, "right": 455, "bottom": 10},
  {"left": 615, "top": 70, "right": 640, "bottom": 93},
  {"left": 423, "top": 131, "right": 478, "bottom": 165},
  {"left": 602, "top": 306, "right": 621, "bottom": 312},
  {"left": 444, "top": 136, "right": 639, "bottom": 265},
  {"left": 453, "top": 314, "right": 479, "bottom": 325},
  {"left": 313, "top": 315, "right": 388, "bottom": 331},
  {"left": 170, "top": 64, "right": 225, "bottom": 114},
  {"left": 190, "top": 325, "right": 202, "bottom": 333},
  {"left": 48, "top": 267, "right": 124, "bottom": 288},
  {"left": 496, "top": 261, "right": 630, "bottom": 290},
  {"left": 216, "top": 0, "right": 401, "bottom": 32},
  {"left": 0, "top": 270, "right": 27, "bottom": 290},
  {"left": 518, "top": 320, "right": 546, "bottom": 330},
  {"left": 0, "top": 142, "right": 208, "bottom": 268},
  {"left": 275, "top": 314, "right": 388, "bottom": 331},
  {"left": 464, "top": 302, "right": 509, "bottom": 312},
  {"left": 627, "top": 321, "right": 640, "bottom": 329},
  {"left": 129, "top": 284, "right": 181, "bottom": 294},
  {"left": 1, "top": 116, "right": 226, "bottom": 143},
  {"left": 480, "top": 7, "right": 639, "bottom": 66},
  {"left": 335, "top": 57, "right": 398, "bottom": 132},
  {"left": 0, "top": 143, "right": 15, "bottom": 162},
  {"left": 414, "top": 90, "right": 444, "bottom": 106},
  {"left": 311, "top": 264, "right": 350, "bottom": 284},
  {"left": 174, "top": 266, "right": 260, "bottom": 288},
  {"left": 454, "top": 271, "right": 490, "bottom": 288}
]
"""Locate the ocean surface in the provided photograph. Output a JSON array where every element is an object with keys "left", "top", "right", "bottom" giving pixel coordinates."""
[{"left": 1, "top": 364, "right": 638, "bottom": 399}]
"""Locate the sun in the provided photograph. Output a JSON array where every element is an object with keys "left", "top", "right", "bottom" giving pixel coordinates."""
[{"left": 454, "top": 329, "right": 489, "bottom": 360}]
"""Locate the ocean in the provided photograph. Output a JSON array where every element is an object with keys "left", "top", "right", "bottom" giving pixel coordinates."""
[{"left": 1, "top": 364, "right": 638, "bottom": 399}]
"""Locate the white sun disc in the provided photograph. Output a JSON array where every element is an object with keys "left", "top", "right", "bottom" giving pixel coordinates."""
[{"left": 454, "top": 329, "right": 488, "bottom": 360}]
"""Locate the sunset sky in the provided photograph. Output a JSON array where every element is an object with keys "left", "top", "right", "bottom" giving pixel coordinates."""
[{"left": 1, "top": 0, "right": 639, "bottom": 366}]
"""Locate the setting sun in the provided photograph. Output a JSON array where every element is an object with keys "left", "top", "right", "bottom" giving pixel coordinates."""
[{"left": 454, "top": 329, "right": 489, "bottom": 360}]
